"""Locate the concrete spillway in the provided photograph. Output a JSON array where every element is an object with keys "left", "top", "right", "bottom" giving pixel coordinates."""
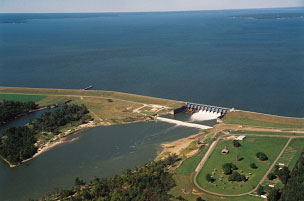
[{"left": 157, "top": 117, "right": 212, "bottom": 130}]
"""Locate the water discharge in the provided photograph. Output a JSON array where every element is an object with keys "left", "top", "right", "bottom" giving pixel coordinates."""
[
  {"left": 157, "top": 117, "right": 212, "bottom": 130},
  {"left": 191, "top": 110, "right": 221, "bottom": 121}
]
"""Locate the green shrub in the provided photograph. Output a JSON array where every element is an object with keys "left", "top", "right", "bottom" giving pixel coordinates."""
[
  {"left": 256, "top": 152, "right": 268, "bottom": 161},
  {"left": 233, "top": 140, "right": 241, "bottom": 147}
]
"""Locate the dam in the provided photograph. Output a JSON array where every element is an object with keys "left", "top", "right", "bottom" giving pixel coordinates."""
[{"left": 174, "top": 103, "right": 231, "bottom": 117}]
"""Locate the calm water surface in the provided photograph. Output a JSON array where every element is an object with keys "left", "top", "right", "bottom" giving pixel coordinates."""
[
  {"left": 0, "top": 8, "right": 303, "bottom": 117},
  {"left": 0, "top": 8, "right": 304, "bottom": 200},
  {"left": 0, "top": 116, "right": 201, "bottom": 201}
]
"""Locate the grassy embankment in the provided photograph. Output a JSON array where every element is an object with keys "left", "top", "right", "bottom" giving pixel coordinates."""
[
  {"left": 0, "top": 86, "right": 183, "bottom": 125},
  {"left": 230, "top": 130, "right": 304, "bottom": 136},
  {"left": 223, "top": 111, "right": 304, "bottom": 129}
]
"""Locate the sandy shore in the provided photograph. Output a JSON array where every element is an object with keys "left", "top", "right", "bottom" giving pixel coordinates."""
[{"left": 157, "top": 132, "right": 203, "bottom": 160}]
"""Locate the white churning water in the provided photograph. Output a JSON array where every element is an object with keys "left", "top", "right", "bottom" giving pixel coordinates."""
[
  {"left": 156, "top": 117, "right": 212, "bottom": 130},
  {"left": 191, "top": 110, "right": 221, "bottom": 121}
]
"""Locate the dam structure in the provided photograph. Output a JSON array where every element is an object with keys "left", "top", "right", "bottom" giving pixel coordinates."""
[
  {"left": 174, "top": 103, "right": 231, "bottom": 117},
  {"left": 157, "top": 103, "right": 232, "bottom": 130}
]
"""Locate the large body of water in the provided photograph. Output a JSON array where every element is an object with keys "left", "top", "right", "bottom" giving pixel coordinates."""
[
  {"left": 0, "top": 8, "right": 303, "bottom": 117},
  {"left": 0, "top": 7, "right": 304, "bottom": 200}
]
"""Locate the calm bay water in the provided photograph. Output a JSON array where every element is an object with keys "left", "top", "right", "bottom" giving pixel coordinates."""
[
  {"left": 0, "top": 8, "right": 304, "bottom": 200},
  {"left": 0, "top": 8, "right": 303, "bottom": 117},
  {"left": 0, "top": 118, "right": 200, "bottom": 200}
]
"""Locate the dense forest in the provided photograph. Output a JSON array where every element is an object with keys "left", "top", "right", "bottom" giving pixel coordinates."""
[
  {"left": 37, "top": 155, "right": 180, "bottom": 201},
  {"left": 0, "top": 100, "right": 38, "bottom": 126},
  {"left": 0, "top": 104, "right": 92, "bottom": 165},
  {"left": 279, "top": 152, "right": 304, "bottom": 201}
]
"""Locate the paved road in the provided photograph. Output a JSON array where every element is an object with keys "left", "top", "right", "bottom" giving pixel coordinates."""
[
  {"left": 193, "top": 136, "right": 294, "bottom": 197},
  {"left": 195, "top": 136, "right": 222, "bottom": 172}
]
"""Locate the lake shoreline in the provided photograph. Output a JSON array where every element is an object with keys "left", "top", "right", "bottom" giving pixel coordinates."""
[{"left": 1, "top": 120, "right": 97, "bottom": 168}]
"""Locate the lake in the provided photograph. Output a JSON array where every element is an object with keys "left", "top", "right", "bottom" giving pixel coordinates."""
[
  {"left": 0, "top": 7, "right": 303, "bottom": 200},
  {"left": 0, "top": 8, "right": 303, "bottom": 117}
]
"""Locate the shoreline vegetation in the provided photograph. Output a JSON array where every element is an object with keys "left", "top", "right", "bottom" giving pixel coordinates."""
[
  {"left": 1, "top": 87, "right": 304, "bottom": 200},
  {"left": 0, "top": 86, "right": 184, "bottom": 168},
  {"left": 0, "top": 103, "right": 93, "bottom": 167},
  {"left": 2, "top": 120, "right": 96, "bottom": 168}
]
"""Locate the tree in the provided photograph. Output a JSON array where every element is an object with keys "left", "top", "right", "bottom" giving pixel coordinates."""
[
  {"left": 280, "top": 153, "right": 304, "bottom": 201},
  {"left": 196, "top": 197, "right": 205, "bottom": 201},
  {"left": 228, "top": 171, "right": 241, "bottom": 181},
  {"left": 237, "top": 153, "right": 243, "bottom": 161},
  {"left": 274, "top": 166, "right": 290, "bottom": 184},
  {"left": 256, "top": 152, "right": 268, "bottom": 161},
  {"left": 257, "top": 185, "right": 265, "bottom": 195},
  {"left": 176, "top": 196, "right": 187, "bottom": 201},
  {"left": 233, "top": 140, "right": 241, "bottom": 147},
  {"left": 250, "top": 163, "right": 258, "bottom": 169},
  {"left": 267, "top": 173, "right": 277, "bottom": 180},
  {"left": 222, "top": 163, "right": 238, "bottom": 175},
  {"left": 206, "top": 174, "right": 215, "bottom": 183},
  {"left": 267, "top": 188, "right": 280, "bottom": 201},
  {"left": 74, "top": 177, "right": 85, "bottom": 187}
]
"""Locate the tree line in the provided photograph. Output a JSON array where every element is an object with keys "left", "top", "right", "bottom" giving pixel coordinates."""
[
  {"left": 257, "top": 152, "right": 304, "bottom": 201},
  {"left": 0, "top": 103, "right": 92, "bottom": 165},
  {"left": 0, "top": 100, "right": 38, "bottom": 126},
  {"left": 36, "top": 155, "right": 180, "bottom": 201}
]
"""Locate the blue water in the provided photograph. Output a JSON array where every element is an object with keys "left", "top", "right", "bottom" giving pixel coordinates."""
[{"left": 0, "top": 8, "right": 303, "bottom": 117}]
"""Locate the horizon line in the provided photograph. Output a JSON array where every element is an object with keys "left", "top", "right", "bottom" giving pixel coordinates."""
[{"left": 0, "top": 6, "right": 303, "bottom": 14}]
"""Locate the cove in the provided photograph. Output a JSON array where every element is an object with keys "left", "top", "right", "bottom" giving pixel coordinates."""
[{"left": 0, "top": 119, "right": 200, "bottom": 201}]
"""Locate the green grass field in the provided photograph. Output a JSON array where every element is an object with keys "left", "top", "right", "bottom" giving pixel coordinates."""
[
  {"left": 223, "top": 111, "right": 304, "bottom": 129},
  {"left": 196, "top": 136, "right": 288, "bottom": 195},
  {"left": 230, "top": 130, "right": 301, "bottom": 136},
  {"left": 177, "top": 147, "right": 209, "bottom": 175},
  {"left": 262, "top": 138, "right": 304, "bottom": 188},
  {"left": 0, "top": 93, "right": 47, "bottom": 102},
  {"left": 170, "top": 148, "right": 264, "bottom": 201},
  {"left": 286, "top": 139, "right": 304, "bottom": 170}
]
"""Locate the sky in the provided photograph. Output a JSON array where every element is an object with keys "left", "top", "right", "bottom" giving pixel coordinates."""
[{"left": 0, "top": 0, "right": 303, "bottom": 13}]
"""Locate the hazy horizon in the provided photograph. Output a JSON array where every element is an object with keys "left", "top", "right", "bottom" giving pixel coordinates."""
[
  {"left": 0, "top": 6, "right": 303, "bottom": 14},
  {"left": 0, "top": 0, "right": 303, "bottom": 13}
]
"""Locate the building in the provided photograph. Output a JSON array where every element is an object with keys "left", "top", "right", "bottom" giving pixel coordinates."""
[
  {"left": 221, "top": 146, "right": 229, "bottom": 154},
  {"left": 236, "top": 135, "right": 246, "bottom": 141}
]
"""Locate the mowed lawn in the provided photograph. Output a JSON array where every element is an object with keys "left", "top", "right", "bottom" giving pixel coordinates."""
[
  {"left": 223, "top": 111, "right": 304, "bottom": 129},
  {"left": 170, "top": 143, "right": 263, "bottom": 201},
  {"left": 196, "top": 136, "right": 288, "bottom": 194},
  {"left": 0, "top": 93, "right": 47, "bottom": 103},
  {"left": 170, "top": 151, "right": 264, "bottom": 201},
  {"left": 231, "top": 130, "right": 302, "bottom": 136},
  {"left": 275, "top": 138, "right": 304, "bottom": 171}
]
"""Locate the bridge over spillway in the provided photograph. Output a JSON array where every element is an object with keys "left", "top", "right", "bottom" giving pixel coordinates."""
[{"left": 174, "top": 102, "right": 232, "bottom": 117}]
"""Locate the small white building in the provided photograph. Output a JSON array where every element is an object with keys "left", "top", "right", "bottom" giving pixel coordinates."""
[{"left": 236, "top": 135, "right": 246, "bottom": 141}]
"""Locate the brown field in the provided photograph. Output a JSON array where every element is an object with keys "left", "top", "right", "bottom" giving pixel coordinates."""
[{"left": 0, "top": 86, "right": 183, "bottom": 125}]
